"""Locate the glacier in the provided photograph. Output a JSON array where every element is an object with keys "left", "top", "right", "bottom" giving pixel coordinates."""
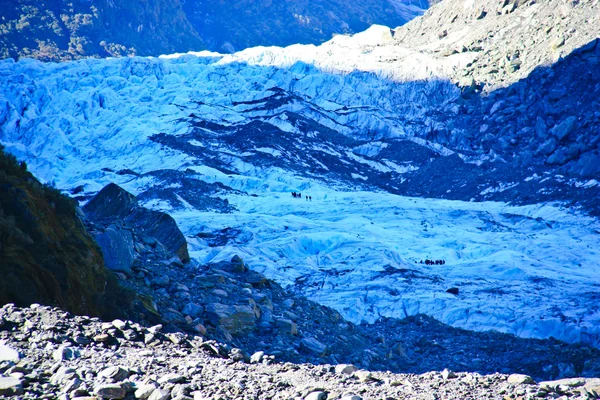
[{"left": 1, "top": 25, "right": 599, "bottom": 348}]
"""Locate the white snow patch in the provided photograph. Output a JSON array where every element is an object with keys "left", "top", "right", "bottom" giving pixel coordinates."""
[
  {"left": 351, "top": 173, "right": 368, "bottom": 180},
  {"left": 255, "top": 147, "right": 283, "bottom": 157},
  {"left": 480, "top": 182, "right": 519, "bottom": 195}
]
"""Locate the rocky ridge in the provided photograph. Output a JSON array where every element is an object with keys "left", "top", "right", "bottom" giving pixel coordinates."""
[
  {"left": 394, "top": 0, "right": 600, "bottom": 90},
  {"left": 390, "top": 0, "right": 600, "bottom": 187},
  {"left": 1, "top": 304, "right": 600, "bottom": 399}
]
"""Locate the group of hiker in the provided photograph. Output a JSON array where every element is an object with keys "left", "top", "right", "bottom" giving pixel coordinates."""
[
  {"left": 420, "top": 259, "right": 446, "bottom": 265},
  {"left": 291, "top": 192, "right": 312, "bottom": 201}
]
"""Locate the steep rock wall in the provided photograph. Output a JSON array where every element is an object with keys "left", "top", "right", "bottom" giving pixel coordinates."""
[{"left": 0, "top": 145, "right": 132, "bottom": 319}]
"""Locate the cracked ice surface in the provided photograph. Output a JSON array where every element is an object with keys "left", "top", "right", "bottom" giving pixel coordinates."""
[
  {"left": 175, "top": 173, "right": 600, "bottom": 348},
  {"left": 0, "top": 25, "right": 599, "bottom": 348}
]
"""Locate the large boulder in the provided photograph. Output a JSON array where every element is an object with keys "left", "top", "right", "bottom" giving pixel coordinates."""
[
  {"left": 94, "top": 225, "right": 135, "bottom": 273},
  {"left": 577, "top": 151, "right": 600, "bottom": 177},
  {"left": 550, "top": 116, "right": 577, "bottom": 141},
  {"left": 205, "top": 303, "right": 256, "bottom": 336},
  {"left": 84, "top": 183, "right": 189, "bottom": 263}
]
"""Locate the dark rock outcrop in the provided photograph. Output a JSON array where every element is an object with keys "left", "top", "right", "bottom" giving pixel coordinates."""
[
  {"left": 0, "top": 145, "right": 132, "bottom": 319},
  {"left": 0, "top": 0, "right": 203, "bottom": 62},
  {"left": 83, "top": 183, "right": 190, "bottom": 263},
  {"left": 94, "top": 224, "right": 136, "bottom": 273}
]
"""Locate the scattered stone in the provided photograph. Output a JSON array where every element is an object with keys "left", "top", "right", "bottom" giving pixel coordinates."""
[
  {"left": 230, "top": 347, "right": 249, "bottom": 362},
  {"left": 0, "top": 304, "right": 598, "bottom": 400},
  {"left": 153, "top": 275, "right": 170, "bottom": 287},
  {"left": 550, "top": 116, "right": 577, "bottom": 141},
  {"left": 53, "top": 345, "right": 80, "bottom": 361},
  {"left": 300, "top": 338, "right": 327, "bottom": 357},
  {"left": 0, "top": 377, "right": 24, "bottom": 396},
  {"left": 0, "top": 344, "right": 20, "bottom": 363},
  {"left": 305, "top": 391, "right": 327, "bottom": 400},
  {"left": 158, "top": 373, "right": 185, "bottom": 384},
  {"left": 442, "top": 369, "right": 457, "bottom": 379},
  {"left": 135, "top": 384, "right": 159, "bottom": 399},
  {"left": 355, "top": 370, "right": 374, "bottom": 383},
  {"left": 98, "top": 366, "right": 129, "bottom": 382},
  {"left": 205, "top": 304, "right": 256, "bottom": 336},
  {"left": 95, "top": 383, "right": 127, "bottom": 399},
  {"left": 95, "top": 224, "right": 136, "bottom": 273},
  {"left": 276, "top": 318, "right": 298, "bottom": 335},
  {"left": 182, "top": 303, "right": 203, "bottom": 318},
  {"left": 507, "top": 374, "right": 534, "bottom": 385},
  {"left": 335, "top": 364, "right": 358, "bottom": 376},
  {"left": 227, "top": 255, "right": 246, "bottom": 273},
  {"left": 250, "top": 351, "right": 265, "bottom": 364},
  {"left": 148, "top": 389, "right": 171, "bottom": 400},
  {"left": 94, "top": 334, "right": 112, "bottom": 343},
  {"left": 112, "top": 319, "right": 128, "bottom": 330}
]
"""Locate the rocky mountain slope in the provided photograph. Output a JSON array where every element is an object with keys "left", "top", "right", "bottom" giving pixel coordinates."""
[
  {"left": 181, "top": 0, "right": 430, "bottom": 53},
  {"left": 0, "top": 0, "right": 429, "bottom": 61},
  {"left": 0, "top": 145, "right": 131, "bottom": 320},
  {"left": 392, "top": 0, "right": 600, "bottom": 187},
  {"left": 1, "top": 0, "right": 599, "bottom": 367}
]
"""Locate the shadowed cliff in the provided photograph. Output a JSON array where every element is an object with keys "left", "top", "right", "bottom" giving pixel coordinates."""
[{"left": 0, "top": 144, "right": 133, "bottom": 319}]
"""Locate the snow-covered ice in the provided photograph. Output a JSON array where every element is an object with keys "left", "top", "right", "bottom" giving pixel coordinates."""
[
  {"left": 174, "top": 175, "right": 600, "bottom": 347},
  {"left": 1, "top": 26, "right": 599, "bottom": 348}
]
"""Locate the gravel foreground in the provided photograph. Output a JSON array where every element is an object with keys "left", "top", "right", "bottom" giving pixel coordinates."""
[{"left": 1, "top": 304, "right": 599, "bottom": 400}]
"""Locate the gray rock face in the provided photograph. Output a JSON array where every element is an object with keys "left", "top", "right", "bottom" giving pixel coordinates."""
[
  {"left": 300, "top": 337, "right": 328, "bottom": 356},
  {"left": 0, "top": 344, "right": 20, "bottom": 362},
  {"left": 94, "top": 224, "right": 136, "bottom": 273},
  {"left": 53, "top": 345, "right": 80, "bottom": 361},
  {"left": 95, "top": 383, "right": 127, "bottom": 399},
  {"left": 84, "top": 183, "right": 190, "bottom": 263},
  {"left": 205, "top": 304, "right": 256, "bottom": 336},
  {"left": 507, "top": 374, "right": 535, "bottom": 384},
  {"left": 551, "top": 117, "right": 578, "bottom": 141}
]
